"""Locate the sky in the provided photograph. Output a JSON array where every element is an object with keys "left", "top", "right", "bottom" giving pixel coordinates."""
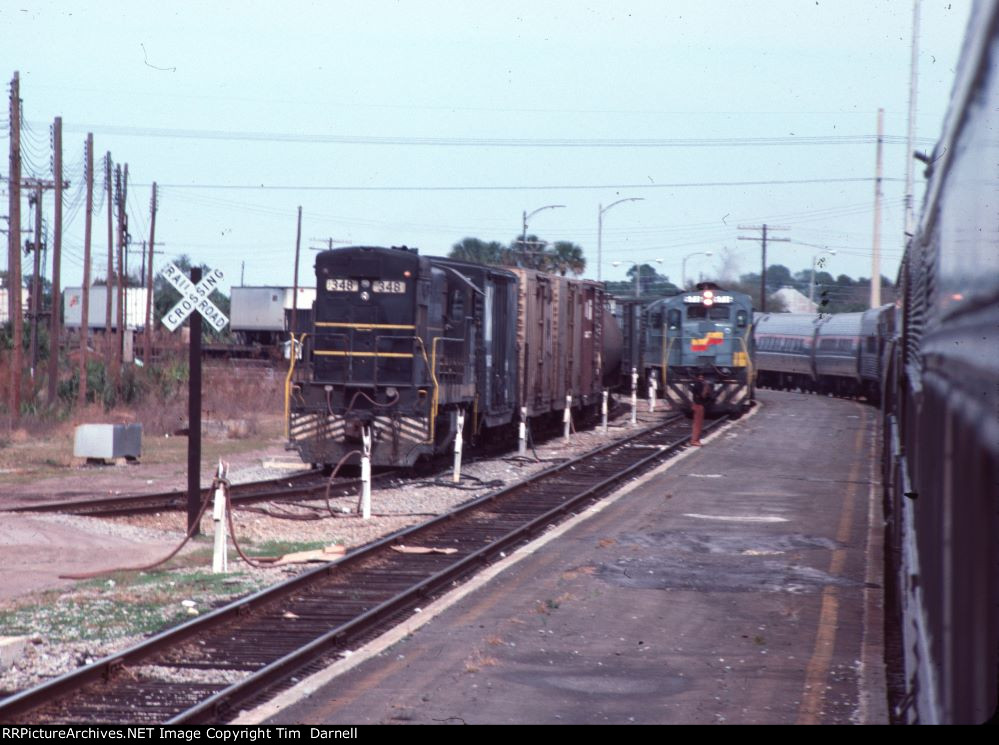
[{"left": 1, "top": 0, "right": 976, "bottom": 299}]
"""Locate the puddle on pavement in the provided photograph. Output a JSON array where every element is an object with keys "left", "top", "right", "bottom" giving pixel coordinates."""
[
  {"left": 617, "top": 530, "right": 838, "bottom": 555},
  {"left": 505, "top": 668, "right": 690, "bottom": 696},
  {"left": 597, "top": 554, "right": 855, "bottom": 593},
  {"left": 596, "top": 531, "right": 852, "bottom": 593}
]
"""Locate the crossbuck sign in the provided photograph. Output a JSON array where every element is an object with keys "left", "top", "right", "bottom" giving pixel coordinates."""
[{"left": 161, "top": 263, "right": 230, "bottom": 332}]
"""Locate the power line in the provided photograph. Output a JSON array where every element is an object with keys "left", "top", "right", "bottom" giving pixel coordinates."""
[
  {"left": 43, "top": 121, "right": 937, "bottom": 149},
  {"left": 143, "top": 177, "right": 901, "bottom": 192}
]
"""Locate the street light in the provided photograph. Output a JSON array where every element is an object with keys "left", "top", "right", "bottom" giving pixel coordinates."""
[
  {"left": 613, "top": 258, "right": 663, "bottom": 299},
  {"left": 520, "top": 204, "right": 565, "bottom": 266},
  {"left": 681, "top": 251, "right": 713, "bottom": 289},
  {"left": 598, "top": 198, "right": 644, "bottom": 281},
  {"left": 809, "top": 248, "right": 836, "bottom": 304}
]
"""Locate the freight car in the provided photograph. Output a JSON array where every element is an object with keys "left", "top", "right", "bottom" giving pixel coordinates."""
[
  {"left": 637, "top": 283, "right": 755, "bottom": 416},
  {"left": 286, "top": 246, "right": 619, "bottom": 467},
  {"left": 881, "top": 0, "right": 999, "bottom": 723}
]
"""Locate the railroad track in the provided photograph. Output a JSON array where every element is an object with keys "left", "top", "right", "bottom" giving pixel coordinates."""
[
  {"left": 7, "top": 400, "right": 631, "bottom": 519},
  {"left": 4, "top": 469, "right": 347, "bottom": 518},
  {"left": 0, "top": 412, "right": 728, "bottom": 724}
]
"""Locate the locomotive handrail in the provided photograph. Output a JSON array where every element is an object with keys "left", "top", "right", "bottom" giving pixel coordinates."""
[
  {"left": 284, "top": 332, "right": 308, "bottom": 439},
  {"left": 662, "top": 335, "right": 677, "bottom": 391},
  {"left": 737, "top": 332, "right": 755, "bottom": 384},
  {"left": 429, "top": 335, "right": 465, "bottom": 445}
]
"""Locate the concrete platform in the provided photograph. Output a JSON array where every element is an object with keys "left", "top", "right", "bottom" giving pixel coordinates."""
[{"left": 246, "top": 390, "right": 886, "bottom": 725}]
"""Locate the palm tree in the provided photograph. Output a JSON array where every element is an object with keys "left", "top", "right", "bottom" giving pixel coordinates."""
[
  {"left": 449, "top": 237, "right": 506, "bottom": 266},
  {"left": 548, "top": 241, "right": 586, "bottom": 276}
]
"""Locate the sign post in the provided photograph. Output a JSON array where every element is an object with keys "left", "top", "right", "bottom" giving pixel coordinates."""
[{"left": 159, "top": 262, "right": 229, "bottom": 534}]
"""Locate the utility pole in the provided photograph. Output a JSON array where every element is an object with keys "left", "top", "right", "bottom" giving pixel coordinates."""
[
  {"left": 105, "top": 152, "right": 113, "bottom": 370},
  {"left": 80, "top": 133, "right": 93, "bottom": 407},
  {"left": 904, "top": 0, "right": 921, "bottom": 241},
  {"left": 47, "top": 117, "right": 63, "bottom": 407},
  {"left": 8, "top": 71, "right": 22, "bottom": 423},
  {"left": 292, "top": 206, "right": 302, "bottom": 336},
  {"left": 114, "top": 164, "right": 127, "bottom": 385},
  {"left": 737, "top": 224, "right": 790, "bottom": 313},
  {"left": 22, "top": 177, "right": 67, "bottom": 377},
  {"left": 871, "top": 108, "right": 884, "bottom": 309},
  {"left": 144, "top": 182, "right": 157, "bottom": 364},
  {"left": 28, "top": 188, "right": 42, "bottom": 378}
]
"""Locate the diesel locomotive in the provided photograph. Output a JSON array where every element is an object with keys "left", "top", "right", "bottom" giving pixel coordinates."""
[{"left": 636, "top": 283, "right": 755, "bottom": 416}]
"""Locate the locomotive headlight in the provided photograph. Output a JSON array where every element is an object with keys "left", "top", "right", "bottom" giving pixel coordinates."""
[
  {"left": 361, "top": 279, "right": 371, "bottom": 289},
  {"left": 360, "top": 291, "right": 371, "bottom": 301}
]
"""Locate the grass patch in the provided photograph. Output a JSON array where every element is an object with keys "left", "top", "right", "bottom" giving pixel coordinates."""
[
  {"left": 0, "top": 568, "right": 270, "bottom": 642},
  {"left": 243, "top": 539, "right": 331, "bottom": 557}
]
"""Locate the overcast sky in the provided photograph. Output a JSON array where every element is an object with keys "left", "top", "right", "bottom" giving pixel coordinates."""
[{"left": 2, "top": 1, "right": 974, "bottom": 295}]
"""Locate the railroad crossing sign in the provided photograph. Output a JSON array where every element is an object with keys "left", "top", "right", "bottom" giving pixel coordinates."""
[{"left": 160, "top": 263, "right": 229, "bottom": 332}]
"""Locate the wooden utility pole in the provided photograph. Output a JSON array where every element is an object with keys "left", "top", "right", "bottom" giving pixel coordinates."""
[
  {"left": 737, "top": 224, "right": 790, "bottom": 313},
  {"left": 105, "top": 152, "right": 113, "bottom": 369},
  {"left": 871, "top": 108, "right": 884, "bottom": 309},
  {"left": 79, "top": 132, "right": 94, "bottom": 407},
  {"left": 292, "top": 206, "right": 302, "bottom": 335},
  {"left": 113, "top": 163, "right": 126, "bottom": 386},
  {"left": 29, "top": 188, "right": 42, "bottom": 378},
  {"left": 144, "top": 182, "right": 157, "bottom": 363},
  {"left": 47, "top": 117, "right": 63, "bottom": 407},
  {"left": 8, "top": 71, "right": 23, "bottom": 422},
  {"left": 23, "top": 177, "right": 66, "bottom": 377}
]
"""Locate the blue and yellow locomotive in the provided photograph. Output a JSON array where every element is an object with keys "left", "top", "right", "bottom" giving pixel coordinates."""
[{"left": 642, "top": 282, "right": 754, "bottom": 416}]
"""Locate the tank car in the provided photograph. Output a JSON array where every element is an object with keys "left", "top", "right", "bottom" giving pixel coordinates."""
[
  {"left": 642, "top": 283, "right": 754, "bottom": 416},
  {"left": 881, "top": 0, "right": 999, "bottom": 723},
  {"left": 286, "top": 246, "right": 619, "bottom": 468}
]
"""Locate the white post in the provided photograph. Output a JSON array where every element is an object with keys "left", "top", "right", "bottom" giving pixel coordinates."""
[
  {"left": 648, "top": 376, "right": 657, "bottom": 412},
  {"left": 563, "top": 394, "right": 572, "bottom": 442},
  {"left": 631, "top": 367, "right": 638, "bottom": 426},
  {"left": 212, "top": 460, "right": 228, "bottom": 574},
  {"left": 601, "top": 390, "right": 608, "bottom": 434},
  {"left": 519, "top": 406, "right": 527, "bottom": 456},
  {"left": 361, "top": 426, "right": 372, "bottom": 520},
  {"left": 453, "top": 409, "right": 464, "bottom": 483}
]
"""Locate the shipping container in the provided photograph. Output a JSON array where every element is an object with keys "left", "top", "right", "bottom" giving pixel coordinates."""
[
  {"left": 63, "top": 287, "right": 150, "bottom": 330},
  {"left": 231, "top": 286, "right": 316, "bottom": 333}
]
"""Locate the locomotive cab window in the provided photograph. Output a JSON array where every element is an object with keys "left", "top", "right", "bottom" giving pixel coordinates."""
[
  {"left": 667, "top": 309, "right": 682, "bottom": 329},
  {"left": 687, "top": 306, "right": 707, "bottom": 320},
  {"left": 736, "top": 309, "right": 748, "bottom": 327}
]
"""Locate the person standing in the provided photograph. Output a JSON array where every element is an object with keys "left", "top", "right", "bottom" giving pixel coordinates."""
[{"left": 689, "top": 373, "right": 713, "bottom": 446}]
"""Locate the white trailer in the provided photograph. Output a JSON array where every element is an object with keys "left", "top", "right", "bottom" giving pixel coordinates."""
[{"left": 63, "top": 287, "right": 151, "bottom": 330}]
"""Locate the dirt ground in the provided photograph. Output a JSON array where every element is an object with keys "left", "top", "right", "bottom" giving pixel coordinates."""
[{"left": 0, "top": 413, "right": 303, "bottom": 602}]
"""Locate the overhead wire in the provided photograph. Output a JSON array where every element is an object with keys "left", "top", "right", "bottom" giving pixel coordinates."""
[{"left": 46, "top": 121, "right": 938, "bottom": 149}]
